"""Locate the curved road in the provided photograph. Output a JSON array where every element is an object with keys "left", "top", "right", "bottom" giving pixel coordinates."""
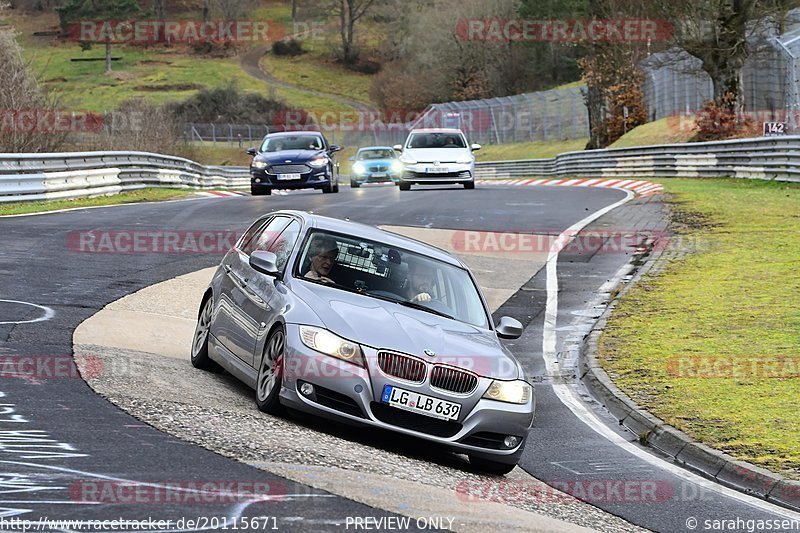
[{"left": 0, "top": 185, "right": 797, "bottom": 531}]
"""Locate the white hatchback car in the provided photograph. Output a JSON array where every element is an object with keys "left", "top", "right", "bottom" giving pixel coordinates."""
[{"left": 394, "top": 129, "right": 480, "bottom": 191}]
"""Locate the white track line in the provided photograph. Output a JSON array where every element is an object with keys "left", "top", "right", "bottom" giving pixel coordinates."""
[{"left": 541, "top": 192, "right": 800, "bottom": 519}]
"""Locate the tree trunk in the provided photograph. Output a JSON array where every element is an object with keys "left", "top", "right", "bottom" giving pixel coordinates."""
[
  {"left": 292, "top": 0, "right": 297, "bottom": 22},
  {"left": 339, "top": 1, "right": 350, "bottom": 63},
  {"left": 105, "top": 40, "right": 112, "bottom": 74}
]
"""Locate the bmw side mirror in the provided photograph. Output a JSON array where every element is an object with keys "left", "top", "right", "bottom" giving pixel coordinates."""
[
  {"left": 247, "top": 147, "right": 258, "bottom": 156},
  {"left": 393, "top": 144, "right": 403, "bottom": 152},
  {"left": 329, "top": 145, "right": 342, "bottom": 152},
  {"left": 349, "top": 156, "right": 355, "bottom": 161},
  {"left": 496, "top": 316, "right": 523, "bottom": 339},
  {"left": 249, "top": 251, "right": 280, "bottom": 277},
  {"left": 471, "top": 144, "right": 482, "bottom": 151}
]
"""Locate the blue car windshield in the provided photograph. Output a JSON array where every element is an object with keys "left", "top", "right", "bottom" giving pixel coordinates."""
[
  {"left": 296, "top": 230, "right": 490, "bottom": 329},
  {"left": 261, "top": 135, "right": 324, "bottom": 152},
  {"left": 358, "top": 149, "right": 397, "bottom": 160}
]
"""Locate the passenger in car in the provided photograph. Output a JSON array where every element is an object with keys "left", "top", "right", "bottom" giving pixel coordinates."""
[
  {"left": 405, "top": 259, "right": 436, "bottom": 302},
  {"left": 304, "top": 237, "right": 339, "bottom": 284}
]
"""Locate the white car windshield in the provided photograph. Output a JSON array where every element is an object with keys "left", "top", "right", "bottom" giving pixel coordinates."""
[
  {"left": 407, "top": 133, "right": 466, "bottom": 149},
  {"left": 297, "top": 230, "right": 489, "bottom": 329}
]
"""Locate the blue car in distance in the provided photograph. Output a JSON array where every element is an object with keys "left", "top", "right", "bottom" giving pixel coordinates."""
[{"left": 349, "top": 146, "right": 403, "bottom": 188}]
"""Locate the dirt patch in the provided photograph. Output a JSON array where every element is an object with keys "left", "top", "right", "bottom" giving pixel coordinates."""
[
  {"left": 135, "top": 83, "right": 203, "bottom": 92},
  {"left": 108, "top": 71, "right": 138, "bottom": 81},
  {"left": 138, "top": 59, "right": 173, "bottom": 66},
  {"left": 665, "top": 196, "right": 720, "bottom": 232},
  {"left": 44, "top": 77, "right": 68, "bottom": 84}
]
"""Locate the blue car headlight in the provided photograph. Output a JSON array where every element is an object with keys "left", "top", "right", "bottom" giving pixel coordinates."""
[
  {"left": 309, "top": 157, "right": 329, "bottom": 168},
  {"left": 390, "top": 161, "right": 403, "bottom": 173},
  {"left": 352, "top": 162, "right": 366, "bottom": 174},
  {"left": 251, "top": 161, "right": 268, "bottom": 170},
  {"left": 299, "top": 326, "right": 365, "bottom": 367}
]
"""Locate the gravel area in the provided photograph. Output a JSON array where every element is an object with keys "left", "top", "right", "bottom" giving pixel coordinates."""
[{"left": 74, "top": 343, "right": 646, "bottom": 533}]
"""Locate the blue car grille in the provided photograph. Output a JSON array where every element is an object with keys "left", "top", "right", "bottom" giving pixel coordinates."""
[
  {"left": 368, "top": 164, "right": 389, "bottom": 172},
  {"left": 268, "top": 164, "right": 310, "bottom": 174}
]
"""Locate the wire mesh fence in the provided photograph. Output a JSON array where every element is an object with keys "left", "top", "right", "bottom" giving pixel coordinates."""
[
  {"left": 185, "top": 13, "right": 800, "bottom": 150},
  {"left": 641, "top": 19, "right": 800, "bottom": 129}
]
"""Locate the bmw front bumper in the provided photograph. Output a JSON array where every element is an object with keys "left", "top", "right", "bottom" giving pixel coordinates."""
[{"left": 278, "top": 325, "right": 534, "bottom": 463}]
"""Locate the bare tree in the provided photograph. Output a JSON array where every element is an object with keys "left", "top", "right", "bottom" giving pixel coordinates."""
[
  {"left": 0, "top": 29, "right": 69, "bottom": 152},
  {"left": 663, "top": 0, "right": 794, "bottom": 116},
  {"left": 329, "top": 0, "right": 378, "bottom": 64}
]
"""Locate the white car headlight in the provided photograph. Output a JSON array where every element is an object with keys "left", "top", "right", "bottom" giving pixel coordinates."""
[
  {"left": 352, "top": 162, "right": 366, "bottom": 174},
  {"left": 309, "top": 157, "right": 329, "bottom": 167},
  {"left": 482, "top": 380, "right": 531, "bottom": 404},
  {"left": 456, "top": 156, "right": 474, "bottom": 164},
  {"left": 390, "top": 160, "right": 403, "bottom": 172},
  {"left": 399, "top": 155, "right": 417, "bottom": 164},
  {"left": 299, "top": 326, "right": 365, "bottom": 367},
  {"left": 251, "top": 161, "right": 268, "bottom": 169}
]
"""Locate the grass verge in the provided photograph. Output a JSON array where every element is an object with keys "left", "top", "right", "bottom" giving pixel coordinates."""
[
  {"left": 476, "top": 139, "right": 588, "bottom": 161},
  {"left": 597, "top": 178, "right": 800, "bottom": 479},
  {"left": 0, "top": 188, "right": 197, "bottom": 216}
]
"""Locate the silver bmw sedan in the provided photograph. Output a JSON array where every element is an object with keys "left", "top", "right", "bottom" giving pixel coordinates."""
[{"left": 191, "top": 210, "right": 535, "bottom": 474}]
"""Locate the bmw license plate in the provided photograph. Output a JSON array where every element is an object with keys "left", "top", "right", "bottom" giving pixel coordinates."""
[
  {"left": 425, "top": 167, "right": 449, "bottom": 173},
  {"left": 381, "top": 385, "right": 461, "bottom": 421},
  {"left": 371, "top": 173, "right": 387, "bottom": 178},
  {"left": 277, "top": 173, "right": 301, "bottom": 180}
]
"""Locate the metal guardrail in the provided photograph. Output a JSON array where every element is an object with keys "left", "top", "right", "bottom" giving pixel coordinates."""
[
  {"left": 2, "top": 137, "right": 799, "bottom": 203},
  {"left": 0, "top": 151, "right": 250, "bottom": 203},
  {"left": 475, "top": 136, "right": 800, "bottom": 182}
]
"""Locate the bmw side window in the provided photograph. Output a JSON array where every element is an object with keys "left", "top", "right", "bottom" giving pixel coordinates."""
[
  {"left": 237, "top": 217, "right": 270, "bottom": 255},
  {"left": 268, "top": 220, "right": 301, "bottom": 271},
  {"left": 251, "top": 217, "right": 292, "bottom": 256}
]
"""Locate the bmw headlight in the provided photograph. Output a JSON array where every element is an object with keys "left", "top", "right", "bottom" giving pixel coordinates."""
[
  {"left": 390, "top": 160, "right": 403, "bottom": 173},
  {"left": 251, "top": 161, "right": 268, "bottom": 169},
  {"left": 399, "top": 154, "right": 418, "bottom": 164},
  {"left": 299, "top": 326, "right": 365, "bottom": 367},
  {"left": 309, "top": 157, "right": 329, "bottom": 167},
  {"left": 352, "top": 162, "right": 366, "bottom": 174},
  {"left": 482, "top": 380, "right": 531, "bottom": 404}
]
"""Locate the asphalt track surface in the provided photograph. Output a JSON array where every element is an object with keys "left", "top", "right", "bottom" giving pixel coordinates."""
[{"left": 0, "top": 184, "right": 797, "bottom": 532}]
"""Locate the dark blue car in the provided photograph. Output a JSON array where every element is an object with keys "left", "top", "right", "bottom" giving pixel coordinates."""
[
  {"left": 248, "top": 132, "right": 342, "bottom": 195},
  {"left": 349, "top": 146, "right": 402, "bottom": 188}
]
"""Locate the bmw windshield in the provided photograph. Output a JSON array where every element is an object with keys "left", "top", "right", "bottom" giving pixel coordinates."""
[{"left": 295, "top": 230, "right": 490, "bottom": 329}]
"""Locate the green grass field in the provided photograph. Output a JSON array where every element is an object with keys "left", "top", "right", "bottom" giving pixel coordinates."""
[
  {"left": 476, "top": 139, "right": 588, "bottom": 161},
  {"left": 0, "top": 188, "right": 196, "bottom": 216},
  {"left": 597, "top": 178, "right": 800, "bottom": 479}
]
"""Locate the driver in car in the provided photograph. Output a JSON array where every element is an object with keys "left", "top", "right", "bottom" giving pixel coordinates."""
[
  {"left": 304, "top": 237, "right": 339, "bottom": 284},
  {"left": 405, "top": 259, "right": 436, "bottom": 302}
]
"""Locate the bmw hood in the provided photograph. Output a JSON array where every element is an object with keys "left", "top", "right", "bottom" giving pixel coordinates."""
[
  {"left": 403, "top": 148, "right": 473, "bottom": 163},
  {"left": 290, "top": 281, "right": 522, "bottom": 380}
]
